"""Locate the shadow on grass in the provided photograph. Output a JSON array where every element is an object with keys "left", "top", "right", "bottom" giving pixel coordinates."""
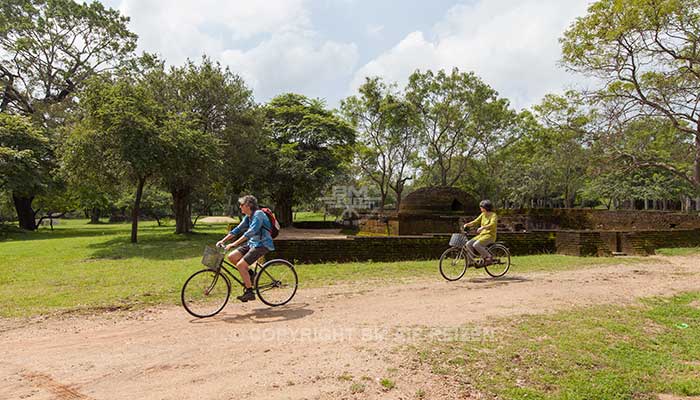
[
  {"left": 86, "top": 230, "right": 225, "bottom": 261},
  {"left": 1, "top": 221, "right": 231, "bottom": 243},
  {"left": 0, "top": 226, "right": 128, "bottom": 242}
]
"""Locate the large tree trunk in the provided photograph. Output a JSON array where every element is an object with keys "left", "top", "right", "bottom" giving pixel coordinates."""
[
  {"left": 395, "top": 188, "right": 404, "bottom": 211},
  {"left": 274, "top": 192, "right": 293, "bottom": 228},
  {"left": 12, "top": 193, "right": 36, "bottom": 230},
  {"left": 695, "top": 132, "right": 700, "bottom": 211},
  {"left": 131, "top": 177, "right": 146, "bottom": 244},
  {"left": 172, "top": 187, "right": 193, "bottom": 234},
  {"left": 89, "top": 207, "right": 100, "bottom": 224}
]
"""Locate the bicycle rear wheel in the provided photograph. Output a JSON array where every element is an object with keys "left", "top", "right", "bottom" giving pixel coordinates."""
[
  {"left": 485, "top": 245, "right": 511, "bottom": 277},
  {"left": 255, "top": 259, "right": 298, "bottom": 306},
  {"left": 181, "top": 269, "right": 231, "bottom": 318},
  {"left": 439, "top": 247, "right": 469, "bottom": 281}
]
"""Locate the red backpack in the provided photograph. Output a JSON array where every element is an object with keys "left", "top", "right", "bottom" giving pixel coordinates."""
[{"left": 260, "top": 207, "right": 280, "bottom": 238}]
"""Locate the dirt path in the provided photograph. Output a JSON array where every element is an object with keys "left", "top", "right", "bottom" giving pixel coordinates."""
[{"left": 1, "top": 255, "right": 699, "bottom": 400}]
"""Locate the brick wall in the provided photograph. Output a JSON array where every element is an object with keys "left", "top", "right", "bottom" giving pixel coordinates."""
[
  {"left": 269, "top": 232, "right": 555, "bottom": 264},
  {"left": 555, "top": 229, "right": 700, "bottom": 256},
  {"left": 498, "top": 209, "right": 700, "bottom": 231},
  {"left": 358, "top": 218, "right": 400, "bottom": 235},
  {"left": 397, "top": 214, "right": 463, "bottom": 235},
  {"left": 622, "top": 229, "right": 700, "bottom": 255}
]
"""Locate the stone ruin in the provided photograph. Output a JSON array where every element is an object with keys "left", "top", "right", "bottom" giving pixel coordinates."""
[{"left": 359, "top": 186, "right": 700, "bottom": 236}]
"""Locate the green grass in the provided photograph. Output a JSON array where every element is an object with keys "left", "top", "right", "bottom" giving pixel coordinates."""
[
  {"left": 0, "top": 220, "right": 656, "bottom": 318},
  {"left": 380, "top": 378, "right": 396, "bottom": 390},
  {"left": 349, "top": 382, "right": 366, "bottom": 394},
  {"left": 656, "top": 246, "right": 700, "bottom": 256},
  {"left": 416, "top": 292, "right": 700, "bottom": 399},
  {"left": 293, "top": 211, "right": 330, "bottom": 222}
]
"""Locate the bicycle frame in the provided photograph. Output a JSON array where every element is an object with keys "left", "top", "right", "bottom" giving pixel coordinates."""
[
  {"left": 215, "top": 258, "right": 261, "bottom": 288},
  {"left": 455, "top": 245, "right": 478, "bottom": 265}
]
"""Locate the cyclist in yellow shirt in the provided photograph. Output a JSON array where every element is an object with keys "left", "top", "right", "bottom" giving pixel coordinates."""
[{"left": 463, "top": 200, "right": 497, "bottom": 266}]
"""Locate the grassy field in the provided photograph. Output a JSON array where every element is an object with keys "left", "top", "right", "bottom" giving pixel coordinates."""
[
  {"left": 415, "top": 291, "right": 700, "bottom": 399},
  {"left": 293, "top": 211, "right": 331, "bottom": 222},
  {"left": 656, "top": 247, "right": 700, "bottom": 256},
  {"left": 0, "top": 219, "right": 669, "bottom": 318}
]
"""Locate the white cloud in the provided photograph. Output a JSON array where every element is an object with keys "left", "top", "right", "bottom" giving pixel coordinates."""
[
  {"left": 366, "top": 24, "right": 385, "bottom": 38},
  {"left": 118, "top": 0, "right": 310, "bottom": 63},
  {"left": 221, "top": 32, "right": 359, "bottom": 101},
  {"left": 350, "top": 0, "right": 592, "bottom": 110},
  {"left": 115, "top": 0, "right": 358, "bottom": 103}
]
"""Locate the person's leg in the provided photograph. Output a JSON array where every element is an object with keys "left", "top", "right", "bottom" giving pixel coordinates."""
[
  {"left": 236, "top": 247, "right": 269, "bottom": 302},
  {"left": 466, "top": 239, "right": 478, "bottom": 257},
  {"left": 227, "top": 249, "right": 244, "bottom": 265},
  {"left": 473, "top": 239, "right": 494, "bottom": 262},
  {"left": 235, "top": 258, "right": 253, "bottom": 288}
]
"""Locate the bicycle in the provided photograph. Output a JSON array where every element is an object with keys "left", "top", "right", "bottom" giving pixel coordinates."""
[
  {"left": 439, "top": 232, "right": 511, "bottom": 281},
  {"left": 181, "top": 245, "right": 298, "bottom": 318}
]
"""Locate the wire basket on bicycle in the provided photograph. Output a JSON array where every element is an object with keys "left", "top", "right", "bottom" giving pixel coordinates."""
[
  {"left": 201, "top": 246, "right": 224, "bottom": 271},
  {"left": 448, "top": 233, "right": 469, "bottom": 248}
]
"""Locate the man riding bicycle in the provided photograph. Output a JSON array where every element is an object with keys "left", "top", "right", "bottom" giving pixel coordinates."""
[
  {"left": 463, "top": 199, "right": 497, "bottom": 266},
  {"left": 216, "top": 195, "right": 274, "bottom": 302}
]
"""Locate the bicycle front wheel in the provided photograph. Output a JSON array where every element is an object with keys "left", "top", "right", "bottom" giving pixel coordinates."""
[
  {"left": 181, "top": 269, "right": 231, "bottom": 318},
  {"left": 485, "top": 245, "right": 511, "bottom": 277},
  {"left": 255, "top": 259, "right": 298, "bottom": 306},
  {"left": 439, "top": 247, "right": 468, "bottom": 281}
]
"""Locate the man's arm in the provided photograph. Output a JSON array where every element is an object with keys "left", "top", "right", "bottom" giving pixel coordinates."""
[{"left": 217, "top": 216, "right": 249, "bottom": 247}]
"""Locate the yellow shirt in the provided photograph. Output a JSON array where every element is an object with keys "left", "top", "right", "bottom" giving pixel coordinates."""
[{"left": 466, "top": 212, "right": 497, "bottom": 242}]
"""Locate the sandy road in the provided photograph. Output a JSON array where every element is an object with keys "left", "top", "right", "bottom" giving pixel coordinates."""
[{"left": 1, "top": 255, "right": 699, "bottom": 400}]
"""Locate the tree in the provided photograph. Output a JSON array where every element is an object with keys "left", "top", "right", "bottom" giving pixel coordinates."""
[
  {"left": 386, "top": 100, "right": 419, "bottom": 210},
  {"left": 586, "top": 116, "right": 693, "bottom": 209},
  {"left": 343, "top": 77, "right": 405, "bottom": 211},
  {"left": 0, "top": 113, "right": 50, "bottom": 228},
  {"left": 343, "top": 77, "right": 419, "bottom": 211},
  {"left": 70, "top": 75, "right": 165, "bottom": 243},
  {"left": 159, "top": 115, "right": 220, "bottom": 234},
  {"left": 0, "top": 0, "right": 137, "bottom": 229},
  {"left": 262, "top": 94, "right": 355, "bottom": 227},
  {"left": 532, "top": 93, "right": 593, "bottom": 208},
  {"left": 561, "top": 0, "right": 700, "bottom": 209},
  {"left": 149, "top": 56, "right": 257, "bottom": 233},
  {"left": 406, "top": 68, "right": 515, "bottom": 187}
]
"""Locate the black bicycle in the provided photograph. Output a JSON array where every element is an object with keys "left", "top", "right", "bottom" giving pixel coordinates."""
[
  {"left": 181, "top": 245, "right": 298, "bottom": 318},
  {"left": 439, "top": 232, "right": 511, "bottom": 281}
]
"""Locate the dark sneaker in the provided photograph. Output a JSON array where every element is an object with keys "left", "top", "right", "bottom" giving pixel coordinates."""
[{"left": 237, "top": 288, "right": 256, "bottom": 302}]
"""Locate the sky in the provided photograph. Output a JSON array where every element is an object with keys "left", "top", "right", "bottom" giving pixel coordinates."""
[{"left": 98, "top": 0, "right": 593, "bottom": 111}]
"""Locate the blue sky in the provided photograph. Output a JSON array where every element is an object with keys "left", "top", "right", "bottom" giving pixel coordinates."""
[{"left": 98, "top": 0, "right": 592, "bottom": 110}]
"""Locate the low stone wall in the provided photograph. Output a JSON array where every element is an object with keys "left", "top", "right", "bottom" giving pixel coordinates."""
[
  {"left": 358, "top": 218, "right": 400, "bottom": 235},
  {"left": 397, "top": 213, "right": 462, "bottom": 235},
  {"left": 269, "top": 232, "right": 555, "bottom": 264},
  {"left": 380, "top": 209, "right": 700, "bottom": 236},
  {"left": 622, "top": 229, "right": 700, "bottom": 255},
  {"left": 555, "top": 229, "right": 700, "bottom": 256},
  {"left": 498, "top": 209, "right": 700, "bottom": 231}
]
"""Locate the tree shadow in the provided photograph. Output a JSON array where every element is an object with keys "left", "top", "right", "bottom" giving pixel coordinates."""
[
  {"left": 1, "top": 221, "right": 231, "bottom": 244},
  {"left": 189, "top": 302, "right": 314, "bottom": 325},
  {"left": 0, "top": 226, "right": 127, "bottom": 242},
  {"left": 86, "top": 231, "right": 224, "bottom": 261}
]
